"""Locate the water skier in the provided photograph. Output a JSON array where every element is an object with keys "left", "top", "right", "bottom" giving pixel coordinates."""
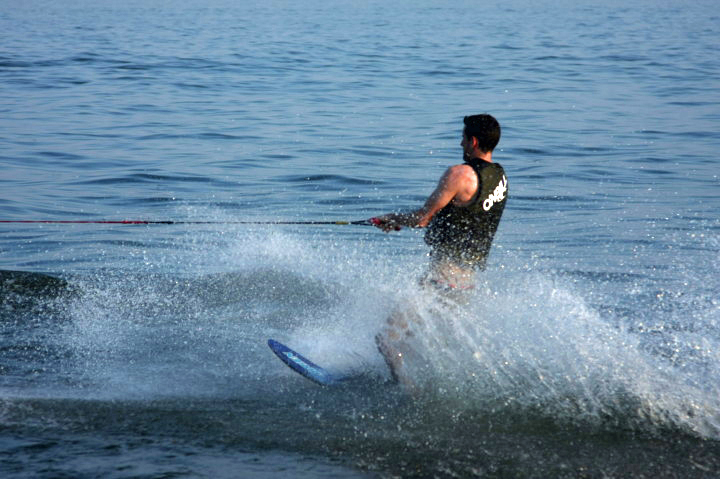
[{"left": 372, "top": 114, "right": 508, "bottom": 386}]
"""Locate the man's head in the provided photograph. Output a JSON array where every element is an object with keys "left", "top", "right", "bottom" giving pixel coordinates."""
[{"left": 463, "top": 114, "right": 501, "bottom": 153}]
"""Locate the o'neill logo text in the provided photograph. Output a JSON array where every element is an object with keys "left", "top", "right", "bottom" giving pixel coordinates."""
[{"left": 482, "top": 175, "right": 507, "bottom": 211}]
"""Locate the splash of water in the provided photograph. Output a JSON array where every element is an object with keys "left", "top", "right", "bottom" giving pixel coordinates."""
[
  {"left": 383, "top": 264, "right": 720, "bottom": 438},
  {"left": 50, "top": 224, "right": 720, "bottom": 439}
]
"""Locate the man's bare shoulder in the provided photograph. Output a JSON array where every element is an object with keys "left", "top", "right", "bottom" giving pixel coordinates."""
[
  {"left": 444, "top": 163, "right": 477, "bottom": 183},
  {"left": 442, "top": 164, "right": 478, "bottom": 204}
]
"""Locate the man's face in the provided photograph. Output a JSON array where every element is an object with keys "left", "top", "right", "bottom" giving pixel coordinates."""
[{"left": 460, "top": 130, "right": 472, "bottom": 159}]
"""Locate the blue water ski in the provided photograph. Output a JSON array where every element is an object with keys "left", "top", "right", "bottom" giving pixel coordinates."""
[{"left": 268, "top": 339, "right": 345, "bottom": 386}]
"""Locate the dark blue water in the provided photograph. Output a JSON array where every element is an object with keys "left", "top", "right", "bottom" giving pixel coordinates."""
[{"left": 2, "top": 0, "right": 719, "bottom": 477}]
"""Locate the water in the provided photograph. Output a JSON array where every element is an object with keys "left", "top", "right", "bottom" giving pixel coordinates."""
[{"left": 1, "top": 0, "right": 719, "bottom": 477}]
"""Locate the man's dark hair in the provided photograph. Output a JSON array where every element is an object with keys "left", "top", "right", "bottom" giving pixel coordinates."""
[{"left": 464, "top": 114, "right": 501, "bottom": 152}]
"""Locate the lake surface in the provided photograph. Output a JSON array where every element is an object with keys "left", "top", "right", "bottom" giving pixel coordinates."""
[{"left": 1, "top": 0, "right": 719, "bottom": 477}]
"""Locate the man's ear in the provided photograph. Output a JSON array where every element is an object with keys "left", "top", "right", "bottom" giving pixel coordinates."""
[{"left": 471, "top": 136, "right": 479, "bottom": 149}]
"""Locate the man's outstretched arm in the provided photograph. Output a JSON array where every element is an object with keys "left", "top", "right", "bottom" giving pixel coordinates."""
[{"left": 372, "top": 165, "right": 475, "bottom": 232}]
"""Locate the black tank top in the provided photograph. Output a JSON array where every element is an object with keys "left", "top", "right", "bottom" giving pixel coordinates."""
[{"left": 424, "top": 158, "right": 508, "bottom": 269}]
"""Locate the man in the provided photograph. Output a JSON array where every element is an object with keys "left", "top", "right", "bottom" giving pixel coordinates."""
[{"left": 372, "top": 114, "right": 508, "bottom": 385}]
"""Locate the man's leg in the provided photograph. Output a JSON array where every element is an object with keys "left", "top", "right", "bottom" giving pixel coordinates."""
[{"left": 375, "top": 309, "right": 419, "bottom": 390}]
